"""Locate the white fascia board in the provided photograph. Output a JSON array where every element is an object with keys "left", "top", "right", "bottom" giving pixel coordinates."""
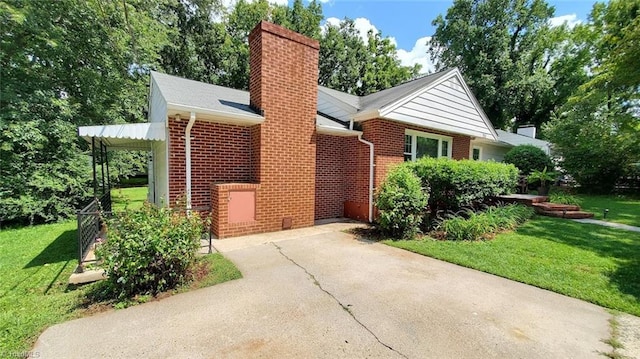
[
  {"left": 378, "top": 114, "right": 497, "bottom": 140},
  {"left": 316, "top": 125, "right": 363, "bottom": 137},
  {"left": 352, "top": 109, "right": 381, "bottom": 122},
  {"left": 472, "top": 137, "right": 512, "bottom": 147},
  {"left": 167, "top": 103, "right": 265, "bottom": 126}
]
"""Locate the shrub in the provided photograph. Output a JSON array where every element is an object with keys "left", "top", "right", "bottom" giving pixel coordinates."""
[
  {"left": 406, "top": 157, "right": 518, "bottom": 215},
  {"left": 438, "top": 204, "right": 534, "bottom": 241},
  {"left": 548, "top": 192, "right": 582, "bottom": 206},
  {"left": 97, "top": 204, "right": 204, "bottom": 299},
  {"left": 503, "top": 145, "right": 553, "bottom": 175},
  {"left": 375, "top": 165, "right": 428, "bottom": 239}
]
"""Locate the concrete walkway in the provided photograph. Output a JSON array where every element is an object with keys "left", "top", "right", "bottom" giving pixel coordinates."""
[
  {"left": 573, "top": 218, "right": 640, "bottom": 233},
  {"left": 34, "top": 223, "right": 619, "bottom": 358}
]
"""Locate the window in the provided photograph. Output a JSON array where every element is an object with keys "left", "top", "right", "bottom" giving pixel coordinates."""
[
  {"left": 404, "top": 129, "right": 452, "bottom": 161},
  {"left": 472, "top": 146, "right": 481, "bottom": 161}
]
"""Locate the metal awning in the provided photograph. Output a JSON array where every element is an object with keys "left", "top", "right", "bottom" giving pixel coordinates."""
[{"left": 78, "top": 122, "right": 165, "bottom": 150}]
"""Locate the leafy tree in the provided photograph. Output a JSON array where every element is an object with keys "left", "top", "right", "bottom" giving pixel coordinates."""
[
  {"left": 319, "top": 19, "right": 368, "bottom": 94},
  {"left": 319, "top": 18, "right": 420, "bottom": 96},
  {"left": 160, "top": 0, "right": 323, "bottom": 90},
  {"left": 429, "top": 0, "right": 589, "bottom": 131},
  {"left": 544, "top": 0, "right": 640, "bottom": 193},
  {"left": 593, "top": 0, "right": 640, "bottom": 89},
  {"left": 0, "top": 0, "right": 168, "bottom": 224}
]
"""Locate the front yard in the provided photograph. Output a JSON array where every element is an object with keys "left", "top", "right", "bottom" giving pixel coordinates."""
[
  {"left": 387, "top": 215, "right": 640, "bottom": 316},
  {"left": 578, "top": 194, "right": 640, "bottom": 227},
  {"left": 0, "top": 187, "right": 240, "bottom": 354}
]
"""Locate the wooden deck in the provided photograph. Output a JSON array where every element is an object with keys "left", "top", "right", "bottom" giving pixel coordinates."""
[
  {"left": 494, "top": 194, "right": 594, "bottom": 219},
  {"left": 494, "top": 194, "right": 549, "bottom": 206}
]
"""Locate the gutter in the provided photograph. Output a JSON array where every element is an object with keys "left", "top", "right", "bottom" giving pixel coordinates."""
[
  {"left": 357, "top": 134, "right": 374, "bottom": 223},
  {"left": 185, "top": 112, "right": 196, "bottom": 210}
]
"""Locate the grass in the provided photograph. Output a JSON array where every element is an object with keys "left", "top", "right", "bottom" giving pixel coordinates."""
[
  {"left": 0, "top": 186, "right": 239, "bottom": 354},
  {"left": 386, "top": 216, "right": 640, "bottom": 316},
  {"left": 0, "top": 220, "right": 91, "bottom": 355},
  {"left": 111, "top": 186, "right": 148, "bottom": 211},
  {"left": 577, "top": 195, "right": 640, "bottom": 227}
]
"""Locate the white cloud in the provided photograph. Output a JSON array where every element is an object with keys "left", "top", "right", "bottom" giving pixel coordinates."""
[
  {"left": 548, "top": 14, "right": 581, "bottom": 28},
  {"left": 352, "top": 17, "right": 379, "bottom": 42},
  {"left": 396, "top": 36, "right": 435, "bottom": 74},
  {"left": 322, "top": 17, "right": 380, "bottom": 43}
]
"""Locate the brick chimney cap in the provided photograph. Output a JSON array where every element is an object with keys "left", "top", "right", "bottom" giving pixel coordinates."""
[{"left": 249, "top": 21, "right": 320, "bottom": 50}]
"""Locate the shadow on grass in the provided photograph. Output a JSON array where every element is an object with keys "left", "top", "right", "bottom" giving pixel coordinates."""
[
  {"left": 22, "top": 229, "right": 78, "bottom": 295},
  {"left": 521, "top": 218, "right": 640, "bottom": 302},
  {"left": 24, "top": 230, "right": 77, "bottom": 269}
]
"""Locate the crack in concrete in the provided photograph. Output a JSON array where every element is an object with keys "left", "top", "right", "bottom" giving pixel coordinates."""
[{"left": 271, "top": 242, "right": 409, "bottom": 359}]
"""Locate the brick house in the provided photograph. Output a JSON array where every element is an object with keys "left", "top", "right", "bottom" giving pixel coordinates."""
[{"left": 79, "top": 21, "right": 518, "bottom": 239}]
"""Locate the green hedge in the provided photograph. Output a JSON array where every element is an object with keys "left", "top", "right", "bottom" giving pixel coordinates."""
[
  {"left": 503, "top": 144, "right": 553, "bottom": 175},
  {"left": 375, "top": 166, "right": 428, "bottom": 239},
  {"left": 406, "top": 157, "right": 518, "bottom": 214}
]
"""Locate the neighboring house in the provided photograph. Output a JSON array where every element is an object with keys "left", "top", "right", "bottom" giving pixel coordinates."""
[{"left": 78, "top": 21, "right": 542, "bottom": 239}]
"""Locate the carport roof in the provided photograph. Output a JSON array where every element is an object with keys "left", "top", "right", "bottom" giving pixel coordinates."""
[{"left": 78, "top": 122, "right": 165, "bottom": 150}]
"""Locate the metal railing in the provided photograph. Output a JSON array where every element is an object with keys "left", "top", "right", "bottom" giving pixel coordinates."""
[{"left": 76, "top": 192, "right": 112, "bottom": 271}]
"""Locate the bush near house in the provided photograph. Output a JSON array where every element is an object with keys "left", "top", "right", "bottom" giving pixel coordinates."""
[
  {"left": 375, "top": 166, "right": 428, "bottom": 239},
  {"left": 436, "top": 204, "right": 535, "bottom": 241},
  {"left": 97, "top": 204, "right": 205, "bottom": 299},
  {"left": 503, "top": 144, "right": 553, "bottom": 175},
  {"left": 406, "top": 157, "right": 519, "bottom": 215}
]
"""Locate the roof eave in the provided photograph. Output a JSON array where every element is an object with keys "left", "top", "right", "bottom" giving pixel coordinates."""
[
  {"left": 352, "top": 109, "right": 381, "bottom": 122},
  {"left": 316, "top": 125, "right": 363, "bottom": 137},
  {"left": 167, "top": 103, "right": 265, "bottom": 126}
]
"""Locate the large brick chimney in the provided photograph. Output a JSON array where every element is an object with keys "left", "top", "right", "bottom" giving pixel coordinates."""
[{"left": 248, "top": 21, "right": 320, "bottom": 232}]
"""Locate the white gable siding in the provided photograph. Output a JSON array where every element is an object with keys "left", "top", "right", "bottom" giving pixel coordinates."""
[
  {"left": 384, "top": 76, "right": 495, "bottom": 140},
  {"left": 317, "top": 91, "right": 355, "bottom": 122},
  {"left": 149, "top": 76, "right": 167, "bottom": 124}
]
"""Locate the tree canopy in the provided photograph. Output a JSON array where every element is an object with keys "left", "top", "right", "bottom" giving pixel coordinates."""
[
  {"left": 543, "top": 0, "right": 640, "bottom": 192},
  {"left": 0, "top": 0, "right": 165, "bottom": 224},
  {"left": 319, "top": 18, "right": 421, "bottom": 96},
  {"left": 0, "top": 0, "right": 418, "bottom": 224},
  {"left": 429, "top": 0, "right": 590, "bottom": 131}
]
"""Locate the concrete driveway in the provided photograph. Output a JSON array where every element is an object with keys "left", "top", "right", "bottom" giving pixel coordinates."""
[{"left": 34, "top": 222, "right": 614, "bottom": 358}]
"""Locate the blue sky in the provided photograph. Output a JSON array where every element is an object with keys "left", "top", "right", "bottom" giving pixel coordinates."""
[{"left": 315, "top": 0, "right": 601, "bottom": 72}]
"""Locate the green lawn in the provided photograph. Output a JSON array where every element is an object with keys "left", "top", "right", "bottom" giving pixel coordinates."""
[
  {"left": 578, "top": 195, "right": 640, "bottom": 227},
  {"left": 386, "top": 216, "right": 640, "bottom": 316},
  {"left": 111, "top": 186, "right": 148, "bottom": 211},
  {"left": 0, "top": 186, "right": 238, "bottom": 354}
]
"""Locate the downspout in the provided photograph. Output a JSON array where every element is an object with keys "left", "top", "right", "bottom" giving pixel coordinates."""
[
  {"left": 357, "top": 134, "right": 374, "bottom": 223},
  {"left": 185, "top": 112, "right": 196, "bottom": 210}
]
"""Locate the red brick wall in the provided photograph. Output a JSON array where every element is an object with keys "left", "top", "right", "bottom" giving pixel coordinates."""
[
  {"left": 343, "top": 137, "right": 371, "bottom": 221},
  {"left": 168, "top": 119, "right": 252, "bottom": 208},
  {"left": 361, "top": 119, "right": 471, "bottom": 187},
  {"left": 212, "top": 183, "right": 261, "bottom": 238},
  {"left": 221, "top": 21, "right": 318, "bottom": 236},
  {"left": 315, "top": 134, "right": 345, "bottom": 219}
]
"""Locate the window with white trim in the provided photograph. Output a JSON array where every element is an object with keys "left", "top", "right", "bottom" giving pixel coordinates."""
[
  {"left": 472, "top": 146, "right": 482, "bottom": 161},
  {"left": 404, "top": 129, "right": 452, "bottom": 161}
]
